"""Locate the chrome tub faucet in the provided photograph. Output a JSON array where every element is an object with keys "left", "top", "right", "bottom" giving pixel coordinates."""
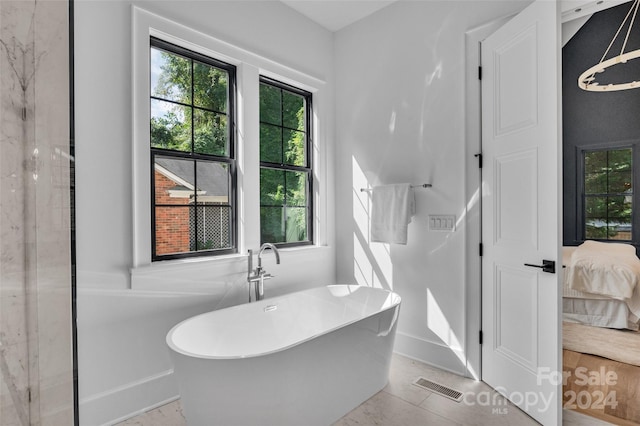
[{"left": 247, "top": 243, "right": 280, "bottom": 301}]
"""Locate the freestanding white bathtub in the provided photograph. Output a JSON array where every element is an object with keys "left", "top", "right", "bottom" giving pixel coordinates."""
[{"left": 166, "top": 284, "right": 401, "bottom": 425}]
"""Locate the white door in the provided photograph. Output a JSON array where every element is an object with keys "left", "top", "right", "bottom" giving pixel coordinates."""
[{"left": 481, "top": 0, "right": 562, "bottom": 425}]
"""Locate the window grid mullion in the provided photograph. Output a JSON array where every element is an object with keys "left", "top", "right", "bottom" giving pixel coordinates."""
[
  {"left": 151, "top": 147, "right": 233, "bottom": 163},
  {"left": 190, "top": 60, "right": 200, "bottom": 252},
  {"left": 280, "top": 87, "right": 289, "bottom": 235},
  {"left": 151, "top": 96, "right": 227, "bottom": 117},
  {"left": 606, "top": 151, "right": 610, "bottom": 234},
  {"left": 259, "top": 120, "right": 303, "bottom": 134}
]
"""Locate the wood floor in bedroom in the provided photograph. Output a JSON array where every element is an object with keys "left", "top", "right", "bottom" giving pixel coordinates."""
[{"left": 563, "top": 349, "right": 640, "bottom": 425}]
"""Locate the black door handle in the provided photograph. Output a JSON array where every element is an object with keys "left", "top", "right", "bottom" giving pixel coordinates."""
[{"left": 524, "top": 260, "right": 556, "bottom": 274}]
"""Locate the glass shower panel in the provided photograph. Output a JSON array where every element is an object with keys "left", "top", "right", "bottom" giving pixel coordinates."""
[{"left": 0, "top": 1, "right": 74, "bottom": 425}]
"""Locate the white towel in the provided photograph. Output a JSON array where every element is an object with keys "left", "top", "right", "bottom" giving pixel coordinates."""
[{"left": 371, "top": 183, "right": 415, "bottom": 245}]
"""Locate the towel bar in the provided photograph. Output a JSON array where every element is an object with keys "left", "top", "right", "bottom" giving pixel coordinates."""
[{"left": 360, "top": 183, "right": 432, "bottom": 193}]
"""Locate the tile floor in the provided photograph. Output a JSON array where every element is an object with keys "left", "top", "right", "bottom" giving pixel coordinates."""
[{"left": 118, "top": 353, "right": 613, "bottom": 426}]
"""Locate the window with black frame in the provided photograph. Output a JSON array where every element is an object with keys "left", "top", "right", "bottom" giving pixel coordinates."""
[
  {"left": 583, "top": 148, "right": 633, "bottom": 241},
  {"left": 259, "top": 77, "right": 313, "bottom": 246},
  {"left": 150, "top": 37, "right": 236, "bottom": 259}
]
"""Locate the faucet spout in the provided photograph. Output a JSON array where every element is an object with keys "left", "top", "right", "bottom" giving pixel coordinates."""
[{"left": 258, "top": 243, "right": 280, "bottom": 267}]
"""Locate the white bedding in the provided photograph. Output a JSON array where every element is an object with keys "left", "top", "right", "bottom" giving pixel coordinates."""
[
  {"left": 564, "top": 240, "right": 640, "bottom": 300},
  {"left": 563, "top": 241, "right": 640, "bottom": 330},
  {"left": 563, "top": 297, "right": 639, "bottom": 330}
]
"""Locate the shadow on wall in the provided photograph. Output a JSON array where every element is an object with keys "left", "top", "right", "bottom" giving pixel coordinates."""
[{"left": 350, "top": 155, "right": 467, "bottom": 373}]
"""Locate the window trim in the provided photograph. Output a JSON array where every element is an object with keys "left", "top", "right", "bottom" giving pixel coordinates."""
[
  {"left": 149, "top": 37, "right": 238, "bottom": 260},
  {"left": 259, "top": 76, "right": 313, "bottom": 248}
]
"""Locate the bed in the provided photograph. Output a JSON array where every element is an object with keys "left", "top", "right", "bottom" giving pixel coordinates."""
[{"left": 563, "top": 240, "right": 640, "bottom": 331}]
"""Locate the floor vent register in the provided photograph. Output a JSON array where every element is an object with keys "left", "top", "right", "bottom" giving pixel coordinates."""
[{"left": 412, "top": 377, "right": 463, "bottom": 402}]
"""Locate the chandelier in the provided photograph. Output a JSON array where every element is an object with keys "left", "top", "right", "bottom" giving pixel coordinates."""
[{"left": 578, "top": 0, "right": 640, "bottom": 91}]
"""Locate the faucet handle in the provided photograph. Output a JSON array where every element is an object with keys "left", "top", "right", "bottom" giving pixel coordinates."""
[{"left": 247, "top": 249, "right": 254, "bottom": 282}]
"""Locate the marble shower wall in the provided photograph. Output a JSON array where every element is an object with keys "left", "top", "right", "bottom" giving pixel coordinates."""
[{"left": 0, "top": 1, "right": 74, "bottom": 425}]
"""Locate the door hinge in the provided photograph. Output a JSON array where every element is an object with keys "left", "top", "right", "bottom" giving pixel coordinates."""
[
  {"left": 474, "top": 153, "right": 483, "bottom": 168},
  {"left": 478, "top": 66, "right": 482, "bottom": 80},
  {"left": 479, "top": 243, "right": 483, "bottom": 257},
  {"left": 479, "top": 330, "right": 483, "bottom": 345},
  {"left": 28, "top": 387, "right": 31, "bottom": 403}
]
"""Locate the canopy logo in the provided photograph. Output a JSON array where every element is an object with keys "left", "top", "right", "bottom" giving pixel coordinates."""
[{"left": 462, "top": 366, "right": 619, "bottom": 415}]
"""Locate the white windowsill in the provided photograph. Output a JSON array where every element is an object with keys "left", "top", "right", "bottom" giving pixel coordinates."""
[{"left": 130, "top": 245, "right": 330, "bottom": 291}]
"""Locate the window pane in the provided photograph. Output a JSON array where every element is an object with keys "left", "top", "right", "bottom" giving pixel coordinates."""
[
  {"left": 194, "top": 160, "right": 231, "bottom": 249},
  {"left": 282, "top": 91, "right": 304, "bottom": 130},
  {"left": 585, "top": 219, "right": 608, "bottom": 239},
  {"left": 151, "top": 99, "right": 192, "bottom": 152},
  {"left": 285, "top": 171, "right": 307, "bottom": 206},
  {"left": 584, "top": 151, "right": 607, "bottom": 174},
  {"left": 154, "top": 157, "right": 194, "bottom": 205},
  {"left": 196, "top": 161, "right": 230, "bottom": 205},
  {"left": 194, "top": 109, "right": 228, "bottom": 156},
  {"left": 150, "top": 47, "right": 191, "bottom": 104},
  {"left": 261, "top": 207, "right": 285, "bottom": 243},
  {"left": 285, "top": 207, "right": 307, "bottom": 242},
  {"left": 608, "top": 195, "right": 631, "bottom": 222},
  {"left": 260, "top": 124, "right": 283, "bottom": 164},
  {"left": 585, "top": 172, "right": 607, "bottom": 194},
  {"left": 190, "top": 206, "right": 232, "bottom": 250},
  {"left": 608, "top": 219, "right": 632, "bottom": 241},
  {"left": 585, "top": 196, "right": 606, "bottom": 218},
  {"left": 155, "top": 206, "right": 192, "bottom": 256},
  {"left": 260, "top": 84, "right": 281, "bottom": 125},
  {"left": 284, "top": 129, "right": 306, "bottom": 167},
  {"left": 193, "top": 61, "right": 228, "bottom": 113},
  {"left": 609, "top": 149, "right": 632, "bottom": 172},
  {"left": 608, "top": 171, "right": 632, "bottom": 193},
  {"left": 260, "top": 168, "right": 284, "bottom": 206}
]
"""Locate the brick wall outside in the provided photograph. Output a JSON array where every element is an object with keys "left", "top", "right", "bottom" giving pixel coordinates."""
[{"left": 154, "top": 170, "right": 191, "bottom": 255}]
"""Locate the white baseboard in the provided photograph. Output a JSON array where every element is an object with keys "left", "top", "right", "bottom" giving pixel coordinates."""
[
  {"left": 79, "top": 369, "right": 178, "bottom": 426},
  {"left": 394, "top": 331, "right": 468, "bottom": 377}
]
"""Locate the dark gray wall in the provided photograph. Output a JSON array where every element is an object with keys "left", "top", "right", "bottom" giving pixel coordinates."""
[{"left": 563, "top": 1, "right": 640, "bottom": 248}]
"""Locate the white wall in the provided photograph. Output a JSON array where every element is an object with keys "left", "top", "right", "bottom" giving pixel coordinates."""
[
  {"left": 75, "top": 0, "right": 335, "bottom": 290},
  {"left": 334, "top": 0, "right": 527, "bottom": 376},
  {"left": 74, "top": 0, "right": 534, "bottom": 421},
  {"left": 75, "top": 1, "right": 335, "bottom": 423}
]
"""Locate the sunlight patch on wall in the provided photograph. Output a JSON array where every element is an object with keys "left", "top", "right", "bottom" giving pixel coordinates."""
[
  {"left": 352, "top": 156, "right": 393, "bottom": 289},
  {"left": 352, "top": 156, "right": 370, "bottom": 238},
  {"left": 371, "top": 239, "right": 392, "bottom": 287},
  {"left": 389, "top": 110, "right": 397, "bottom": 133},
  {"left": 427, "top": 288, "right": 463, "bottom": 354},
  {"left": 354, "top": 234, "right": 373, "bottom": 287},
  {"left": 353, "top": 232, "right": 392, "bottom": 289}
]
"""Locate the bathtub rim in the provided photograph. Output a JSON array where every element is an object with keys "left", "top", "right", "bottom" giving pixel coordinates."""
[{"left": 166, "top": 284, "right": 401, "bottom": 360}]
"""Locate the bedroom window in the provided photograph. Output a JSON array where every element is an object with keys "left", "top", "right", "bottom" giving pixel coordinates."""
[
  {"left": 259, "top": 77, "right": 313, "bottom": 246},
  {"left": 583, "top": 148, "right": 633, "bottom": 241},
  {"left": 150, "top": 37, "right": 237, "bottom": 260}
]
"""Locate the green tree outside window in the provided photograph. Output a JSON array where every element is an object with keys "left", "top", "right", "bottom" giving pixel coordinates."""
[
  {"left": 259, "top": 79, "right": 312, "bottom": 245},
  {"left": 584, "top": 148, "right": 633, "bottom": 241},
  {"left": 150, "top": 39, "right": 236, "bottom": 259}
]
